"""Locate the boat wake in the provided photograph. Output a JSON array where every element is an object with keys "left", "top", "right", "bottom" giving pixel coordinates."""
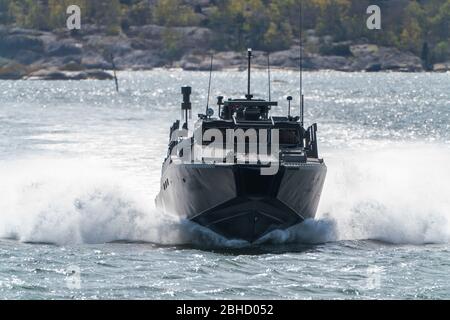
[
  {"left": 0, "top": 158, "right": 166, "bottom": 245},
  {"left": 0, "top": 144, "right": 448, "bottom": 247},
  {"left": 0, "top": 158, "right": 252, "bottom": 247},
  {"left": 318, "top": 143, "right": 450, "bottom": 245}
]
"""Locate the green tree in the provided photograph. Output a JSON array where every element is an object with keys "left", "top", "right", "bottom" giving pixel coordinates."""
[
  {"left": 85, "top": 0, "right": 122, "bottom": 34},
  {"left": 315, "top": 0, "right": 351, "bottom": 40},
  {"left": 0, "top": 0, "right": 449, "bottom": 62},
  {"left": 126, "top": 0, "right": 152, "bottom": 26},
  {"left": 399, "top": 1, "right": 425, "bottom": 53},
  {"left": 0, "top": 0, "right": 12, "bottom": 23},
  {"left": 428, "top": 0, "right": 450, "bottom": 40},
  {"left": 153, "top": 0, "right": 199, "bottom": 27},
  {"left": 162, "top": 28, "right": 182, "bottom": 60},
  {"left": 433, "top": 41, "right": 450, "bottom": 62},
  {"left": 263, "top": 22, "right": 292, "bottom": 51},
  {"left": 24, "top": 0, "right": 51, "bottom": 30}
]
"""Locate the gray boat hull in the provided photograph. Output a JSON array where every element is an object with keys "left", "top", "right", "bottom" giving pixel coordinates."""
[{"left": 156, "top": 162, "right": 327, "bottom": 242}]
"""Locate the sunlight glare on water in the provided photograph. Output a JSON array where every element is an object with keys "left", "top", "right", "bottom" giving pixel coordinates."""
[{"left": 0, "top": 70, "right": 449, "bottom": 299}]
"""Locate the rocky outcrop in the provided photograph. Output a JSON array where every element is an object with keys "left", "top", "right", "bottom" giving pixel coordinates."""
[
  {"left": 47, "top": 39, "right": 83, "bottom": 56},
  {"left": 0, "top": 25, "right": 428, "bottom": 79},
  {"left": 26, "top": 68, "right": 113, "bottom": 80},
  {"left": 175, "top": 43, "right": 424, "bottom": 72},
  {"left": 177, "top": 51, "right": 244, "bottom": 70},
  {"left": 348, "top": 44, "right": 423, "bottom": 72},
  {"left": 433, "top": 62, "right": 450, "bottom": 72},
  {"left": 0, "top": 60, "right": 28, "bottom": 79}
]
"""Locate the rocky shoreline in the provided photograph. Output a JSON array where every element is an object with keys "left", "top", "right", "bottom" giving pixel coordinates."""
[{"left": 1, "top": 25, "right": 449, "bottom": 80}]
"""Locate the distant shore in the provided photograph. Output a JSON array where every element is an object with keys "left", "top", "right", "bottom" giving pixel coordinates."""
[{"left": 1, "top": 25, "right": 450, "bottom": 80}]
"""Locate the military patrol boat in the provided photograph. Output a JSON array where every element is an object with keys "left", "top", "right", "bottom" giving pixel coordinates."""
[{"left": 155, "top": 49, "right": 326, "bottom": 242}]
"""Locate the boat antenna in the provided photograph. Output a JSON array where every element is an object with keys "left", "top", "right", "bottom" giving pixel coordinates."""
[
  {"left": 110, "top": 53, "right": 119, "bottom": 92},
  {"left": 299, "top": 2, "right": 304, "bottom": 127},
  {"left": 205, "top": 54, "right": 214, "bottom": 117},
  {"left": 267, "top": 52, "right": 271, "bottom": 101},
  {"left": 181, "top": 86, "right": 192, "bottom": 130},
  {"left": 287, "top": 96, "right": 292, "bottom": 117},
  {"left": 246, "top": 48, "right": 253, "bottom": 100}
]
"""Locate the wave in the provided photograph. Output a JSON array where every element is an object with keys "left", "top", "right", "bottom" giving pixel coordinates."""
[
  {"left": 0, "top": 144, "right": 448, "bottom": 246},
  {"left": 0, "top": 159, "right": 171, "bottom": 245},
  {"left": 317, "top": 143, "right": 450, "bottom": 244}
]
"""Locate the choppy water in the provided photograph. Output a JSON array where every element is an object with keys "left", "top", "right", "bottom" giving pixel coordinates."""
[{"left": 0, "top": 70, "right": 449, "bottom": 299}]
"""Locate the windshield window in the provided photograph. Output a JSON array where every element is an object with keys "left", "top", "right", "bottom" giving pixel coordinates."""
[{"left": 279, "top": 129, "right": 300, "bottom": 145}]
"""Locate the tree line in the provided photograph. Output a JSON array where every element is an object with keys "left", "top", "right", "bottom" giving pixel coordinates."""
[{"left": 0, "top": 0, "right": 449, "bottom": 64}]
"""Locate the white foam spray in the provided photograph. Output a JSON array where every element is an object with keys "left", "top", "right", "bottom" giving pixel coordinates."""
[
  {"left": 0, "top": 143, "right": 448, "bottom": 246},
  {"left": 0, "top": 159, "right": 177, "bottom": 245},
  {"left": 0, "top": 158, "right": 250, "bottom": 247},
  {"left": 317, "top": 143, "right": 450, "bottom": 244}
]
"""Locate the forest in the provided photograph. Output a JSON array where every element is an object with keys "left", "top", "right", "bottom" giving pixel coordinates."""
[{"left": 0, "top": 0, "right": 450, "bottom": 64}]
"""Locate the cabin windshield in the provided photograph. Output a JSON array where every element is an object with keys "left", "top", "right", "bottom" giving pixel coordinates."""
[{"left": 279, "top": 128, "right": 300, "bottom": 146}]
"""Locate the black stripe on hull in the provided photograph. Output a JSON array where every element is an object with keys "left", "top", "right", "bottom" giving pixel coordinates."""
[
  {"left": 156, "top": 163, "right": 326, "bottom": 242},
  {"left": 191, "top": 196, "right": 303, "bottom": 242}
]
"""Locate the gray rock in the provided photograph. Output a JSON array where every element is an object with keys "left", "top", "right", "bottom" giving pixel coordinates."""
[
  {"left": 0, "top": 61, "right": 28, "bottom": 79},
  {"left": 130, "top": 38, "right": 161, "bottom": 50},
  {"left": 433, "top": 62, "right": 450, "bottom": 72},
  {"left": 85, "top": 70, "right": 114, "bottom": 80},
  {"left": 179, "top": 47, "right": 305, "bottom": 71},
  {"left": 47, "top": 40, "right": 83, "bottom": 56},
  {"left": 306, "top": 29, "right": 316, "bottom": 37},
  {"left": 306, "top": 35, "right": 320, "bottom": 46},
  {"left": 178, "top": 53, "right": 223, "bottom": 70},
  {"left": 61, "top": 55, "right": 82, "bottom": 64},
  {"left": 308, "top": 55, "right": 351, "bottom": 71},
  {"left": 27, "top": 68, "right": 113, "bottom": 80},
  {"left": 84, "top": 35, "right": 133, "bottom": 57},
  {"left": 0, "top": 26, "right": 44, "bottom": 37},
  {"left": 270, "top": 47, "right": 301, "bottom": 68},
  {"left": 61, "top": 24, "right": 107, "bottom": 37},
  {"left": 127, "top": 25, "right": 166, "bottom": 39},
  {"left": 26, "top": 68, "right": 75, "bottom": 80},
  {"left": 0, "top": 34, "right": 44, "bottom": 58},
  {"left": 173, "top": 27, "right": 213, "bottom": 50},
  {"left": 349, "top": 44, "right": 423, "bottom": 72},
  {"left": 14, "top": 50, "right": 42, "bottom": 64},
  {"left": 116, "top": 50, "right": 167, "bottom": 69},
  {"left": 323, "top": 35, "right": 334, "bottom": 45},
  {"left": 30, "top": 55, "right": 82, "bottom": 71},
  {"left": 30, "top": 57, "right": 65, "bottom": 70},
  {"left": 81, "top": 53, "right": 111, "bottom": 69},
  {"left": 37, "top": 33, "right": 59, "bottom": 48},
  {"left": 365, "top": 63, "right": 382, "bottom": 72},
  {"left": 0, "top": 56, "right": 11, "bottom": 67},
  {"left": 127, "top": 25, "right": 213, "bottom": 52},
  {"left": 319, "top": 41, "right": 352, "bottom": 57},
  {"left": 60, "top": 60, "right": 85, "bottom": 71},
  {"left": 0, "top": 26, "right": 427, "bottom": 74},
  {"left": 214, "top": 51, "right": 245, "bottom": 68}
]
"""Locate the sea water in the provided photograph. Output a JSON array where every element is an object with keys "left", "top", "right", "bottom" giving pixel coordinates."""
[{"left": 0, "top": 70, "right": 449, "bottom": 299}]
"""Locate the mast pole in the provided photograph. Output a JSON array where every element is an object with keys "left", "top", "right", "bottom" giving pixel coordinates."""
[
  {"left": 110, "top": 54, "right": 119, "bottom": 92},
  {"left": 246, "top": 48, "right": 252, "bottom": 100},
  {"left": 267, "top": 52, "right": 271, "bottom": 101},
  {"left": 205, "top": 54, "right": 214, "bottom": 117},
  {"left": 299, "top": 2, "right": 304, "bottom": 126}
]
